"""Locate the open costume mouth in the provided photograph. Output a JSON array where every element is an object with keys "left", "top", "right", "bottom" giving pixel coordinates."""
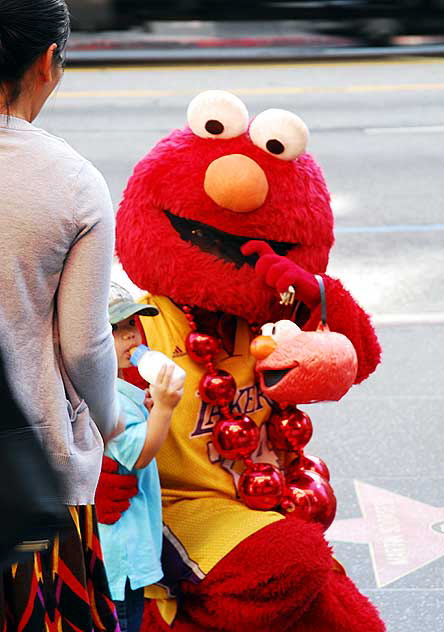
[
  {"left": 165, "top": 210, "right": 298, "bottom": 269},
  {"left": 261, "top": 366, "right": 297, "bottom": 388}
]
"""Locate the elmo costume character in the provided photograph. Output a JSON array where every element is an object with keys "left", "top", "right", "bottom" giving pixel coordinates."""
[{"left": 98, "top": 90, "right": 384, "bottom": 631}]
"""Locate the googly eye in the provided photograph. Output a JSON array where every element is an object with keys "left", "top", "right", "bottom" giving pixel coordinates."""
[
  {"left": 249, "top": 109, "right": 309, "bottom": 160},
  {"left": 187, "top": 90, "right": 249, "bottom": 140},
  {"left": 261, "top": 323, "right": 275, "bottom": 338},
  {"left": 267, "top": 320, "right": 302, "bottom": 342}
]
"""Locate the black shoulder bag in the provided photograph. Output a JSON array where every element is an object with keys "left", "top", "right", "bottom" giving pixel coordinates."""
[{"left": 0, "top": 347, "right": 70, "bottom": 569}]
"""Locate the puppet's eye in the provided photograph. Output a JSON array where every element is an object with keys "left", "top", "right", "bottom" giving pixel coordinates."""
[
  {"left": 261, "top": 323, "right": 277, "bottom": 340},
  {"left": 249, "top": 109, "right": 309, "bottom": 161},
  {"left": 187, "top": 90, "right": 249, "bottom": 140},
  {"left": 261, "top": 320, "right": 301, "bottom": 342}
]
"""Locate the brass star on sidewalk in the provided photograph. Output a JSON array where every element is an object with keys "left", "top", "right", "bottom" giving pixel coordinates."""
[{"left": 325, "top": 480, "right": 444, "bottom": 587}]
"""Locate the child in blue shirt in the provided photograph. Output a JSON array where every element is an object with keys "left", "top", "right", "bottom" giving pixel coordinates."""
[{"left": 98, "top": 282, "right": 184, "bottom": 632}]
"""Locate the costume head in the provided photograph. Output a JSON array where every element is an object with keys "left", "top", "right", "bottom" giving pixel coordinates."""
[
  {"left": 251, "top": 320, "right": 358, "bottom": 404},
  {"left": 116, "top": 90, "right": 334, "bottom": 323}
]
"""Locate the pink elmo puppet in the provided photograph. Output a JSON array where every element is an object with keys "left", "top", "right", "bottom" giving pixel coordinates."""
[
  {"left": 252, "top": 316, "right": 358, "bottom": 405},
  {"left": 250, "top": 314, "right": 357, "bottom": 527},
  {"left": 96, "top": 90, "right": 385, "bottom": 631}
]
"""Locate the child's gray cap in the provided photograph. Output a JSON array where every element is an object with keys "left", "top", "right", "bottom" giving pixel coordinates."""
[{"left": 108, "top": 281, "right": 158, "bottom": 325}]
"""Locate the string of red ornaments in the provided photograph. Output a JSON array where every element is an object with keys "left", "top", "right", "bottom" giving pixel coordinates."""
[{"left": 182, "top": 306, "right": 337, "bottom": 531}]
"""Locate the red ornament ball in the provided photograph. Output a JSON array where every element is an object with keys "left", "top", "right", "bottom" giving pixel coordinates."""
[
  {"left": 212, "top": 415, "right": 260, "bottom": 461},
  {"left": 303, "top": 454, "right": 330, "bottom": 481},
  {"left": 267, "top": 408, "right": 313, "bottom": 452},
  {"left": 199, "top": 369, "right": 237, "bottom": 404},
  {"left": 281, "top": 470, "right": 336, "bottom": 530},
  {"left": 287, "top": 454, "right": 330, "bottom": 482},
  {"left": 285, "top": 451, "right": 304, "bottom": 480},
  {"left": 238, "top": 463, "right": 285, "bottom": 510},
  {"left": 186, "top": 332, "right": 221, "bottom": 364}
]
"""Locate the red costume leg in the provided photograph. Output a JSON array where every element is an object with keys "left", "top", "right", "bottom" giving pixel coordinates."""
[
  {"left": 142, "top": 518, "right": 384, "bottom": 631},
  {"left": 142, "top": 602, "right": 203, "bottom": 631},
  {"left": 295, "top": 572, "right": 386, "bottom": 632}
]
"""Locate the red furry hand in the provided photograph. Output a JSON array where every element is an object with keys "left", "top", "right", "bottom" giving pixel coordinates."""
[
  {"left": 242, "top": 240, "right": 321, "bottom": 308},
  {"left": 95, "top": 455, "right": 138, "bottom": 525}
]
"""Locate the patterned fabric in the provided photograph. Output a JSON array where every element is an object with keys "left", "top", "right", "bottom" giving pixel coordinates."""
[{"left": 0, "top": 506, "right": 120, "bottom": 632}]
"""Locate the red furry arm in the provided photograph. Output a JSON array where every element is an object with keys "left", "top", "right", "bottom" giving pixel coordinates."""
[
  {"left": 302, "top": 275, "right": 381, "bottom": 384},
  {"left": 241, "top": 241, "right": 381, "bottom": 381}
]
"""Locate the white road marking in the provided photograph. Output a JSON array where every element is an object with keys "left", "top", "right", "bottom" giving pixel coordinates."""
[
  {"left": 365, "top": 125, "right": 444, "bottom": 135},
  {"left": 335, "top": 223, "right": 444, "bottom": 233},
  {"left": 373, "top": 312, "right": 444, "bottom": 326}
]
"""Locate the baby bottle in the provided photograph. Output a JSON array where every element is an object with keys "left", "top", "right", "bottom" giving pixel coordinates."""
[{"left": 130, "top": 344, "right": 186, "bottom": 389}]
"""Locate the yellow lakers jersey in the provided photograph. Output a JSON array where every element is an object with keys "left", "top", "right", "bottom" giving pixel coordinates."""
[{"left": 139, "top": 296, "right": 284, "bottom": 622}]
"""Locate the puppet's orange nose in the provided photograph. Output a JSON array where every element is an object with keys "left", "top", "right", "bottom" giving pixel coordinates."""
[
  {"left": 250, "top": 336, "right": 277, "bottom": 360},
  {"left": 204, "top": 154, "right": 269, "bottom": 213}
]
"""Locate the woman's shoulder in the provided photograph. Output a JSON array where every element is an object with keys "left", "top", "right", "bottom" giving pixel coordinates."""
[
  {"left": 38, "top": 128, "right": 111, "bottom": 210},
  {"left": 27, "top": 124, "right": 104, "bottom": 186},
  {"left": 4, "top": 121, "right": 113, "bottom": 220}
]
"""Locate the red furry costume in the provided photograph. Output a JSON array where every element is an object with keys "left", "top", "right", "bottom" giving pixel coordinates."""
[{"left": 99, "top": 91, "right": 384, "bottom": 631}]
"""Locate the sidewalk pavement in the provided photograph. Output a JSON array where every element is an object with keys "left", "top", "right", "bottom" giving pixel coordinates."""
[
  {"left": 67, "top": 20, "right": 355, "bottom": 61},
  {"left": 68, "top": 19, "right": 354, "bottom": 48},
  {"left": 66, "top": 21, "right": 444, "bottom": 64}
]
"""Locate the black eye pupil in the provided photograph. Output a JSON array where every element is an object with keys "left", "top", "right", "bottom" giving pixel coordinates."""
[
  {"left": 266, "top": 139, "right": 285, "bottom": 155},
  {"left": 205, "top": 120, "right": 224, "bottom": 135}
]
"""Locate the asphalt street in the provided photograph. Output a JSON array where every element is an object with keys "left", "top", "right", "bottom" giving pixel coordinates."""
[{"left": 37, "top": 56, "right": 444, "bottom": 631}]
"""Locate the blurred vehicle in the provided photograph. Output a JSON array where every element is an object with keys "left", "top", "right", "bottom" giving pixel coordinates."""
[
  {"left": 68, "top": 0, "right": 444, "bottom": 44},
  {"left": 69, "top": 0, "right": 116, "bottom": 30}
]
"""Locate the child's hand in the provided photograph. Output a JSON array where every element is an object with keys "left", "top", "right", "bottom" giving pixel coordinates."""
[
  {"left": 151, "top": 365, "right": 184, "bottom": 412},
  {"left": 144, "top": 388, "right": 154, "bottom": 412},
  {"left": 133, "top": 365, "right": 184, "bottom": 469}
]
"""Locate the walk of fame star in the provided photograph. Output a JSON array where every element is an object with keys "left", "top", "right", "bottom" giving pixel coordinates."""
[{"left": 325, "top": 480, "right": 444, "bottom": 587}]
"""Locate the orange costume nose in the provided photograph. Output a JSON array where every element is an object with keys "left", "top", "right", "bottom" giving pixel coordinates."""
[
  {"left": 250, "top": 335, "right": 277, "bottom": 360},
  {"left": 204, "top": 154, "right": 269, "bottom": 213}
]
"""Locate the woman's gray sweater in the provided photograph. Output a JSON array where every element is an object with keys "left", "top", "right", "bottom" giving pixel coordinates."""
[{"left": 0, "top": 115, "right": 118, "bottom": 505}]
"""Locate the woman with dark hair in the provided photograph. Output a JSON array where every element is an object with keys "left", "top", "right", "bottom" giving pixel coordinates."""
[{"left": 0, "top": 1, "right": 121, "bottom": 629}]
